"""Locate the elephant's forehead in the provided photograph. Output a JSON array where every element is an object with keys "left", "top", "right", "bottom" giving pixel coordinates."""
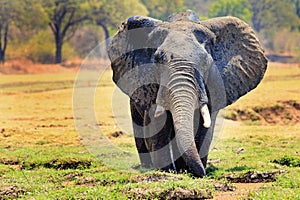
[{"left": 157, "top": 21, "right": 206, "bottom": 35}]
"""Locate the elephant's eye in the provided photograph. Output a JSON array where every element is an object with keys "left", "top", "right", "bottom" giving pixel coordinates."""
[
  {"left": 154, "top": 50, "right": 167, "bottom": 63},
  {"left": 193, "top": 29, "right": 209, "bottom": 44}
]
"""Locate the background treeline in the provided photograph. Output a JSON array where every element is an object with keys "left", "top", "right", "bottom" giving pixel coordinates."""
[{"left": 0, "top": 0, "right": 299, "bottom": 64}]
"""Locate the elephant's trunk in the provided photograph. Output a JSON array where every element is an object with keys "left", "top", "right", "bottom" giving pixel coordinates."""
[{"left": 167, "top": 60, "right": 208, "bottom": 177}]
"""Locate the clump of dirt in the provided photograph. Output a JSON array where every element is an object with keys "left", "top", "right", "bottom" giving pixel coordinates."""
[
  {"left": 63, "top": 172, "right": 97, "bottom": 186},
  {"left": 96, "top": 122, "right": 112, "bottom": 126},
  {"left": 222, "top": 170, "right": 285, "bottom": 183},
  {"left": 226, "top": 100, "right": 300, "bottom": 125},
  {"left": 272, "top": 156, "right": 300, "bottom": 167},
  {"left": 214, "top": 182, "right": 236, "bottom": 192},
  {"left": 0, "top": 158, "right": 20, "bottom": 165},
  {"left": 0, "top": 158, "right": 92, "bottom": 170},
  {"left": 43, "top": 159, "right": 92, "bottom": 170},
  {"left": 110, "top": 131, "right": 125, "bottom": 138},
  {"left": 36, "top": 124, "right": 68, "bottom": 128},
  {"left": 124, "top": 187, "right": 212, "bottom": 200},
  {"left": 135, "top": 173, "right": 182, "bottom": 183},
  {"left": 0, "top": 186, "right": 26, "bottom": 199},
  {"left": 164, "top": 188, "right": 212, "bottom": 200}
]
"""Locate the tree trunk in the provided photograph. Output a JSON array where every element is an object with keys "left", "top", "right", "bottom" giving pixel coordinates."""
[
  {"left": 0, "top": 24, "right": 8, "bottom": 64},
  {"left": 97, "top": 21, "right": 110, "bottom": 53},
  {"left": 55, "top": 34, "right": 63, "bottom": 64},
  {"left": 55, "top": 43, "right": 62, "bottom": 64},
  {"left": 0, "top": 50, "right": 4, "bottom": 64}
]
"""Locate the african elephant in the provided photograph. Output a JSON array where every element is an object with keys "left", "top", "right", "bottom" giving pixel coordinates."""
[{"left": 108, "top": 10, "right": 267, "bottom": 177}]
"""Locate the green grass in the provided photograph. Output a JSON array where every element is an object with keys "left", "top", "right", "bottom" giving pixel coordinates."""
[{"left": 0, "top": 62, "right": 299, "bottom": 199}]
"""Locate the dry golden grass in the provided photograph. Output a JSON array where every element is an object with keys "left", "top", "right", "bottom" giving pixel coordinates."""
[{"left": 0, "top": 62, "right": 299, "bottom": 199}]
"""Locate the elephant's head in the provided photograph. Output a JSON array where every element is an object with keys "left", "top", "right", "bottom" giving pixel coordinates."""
[{"left": 108, "top": 10, "right": 267, "bottom": 177}]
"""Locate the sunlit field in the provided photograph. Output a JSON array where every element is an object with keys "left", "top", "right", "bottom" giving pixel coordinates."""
[{"left": 0, "top": 62, "right": 299, "bottom": 199}]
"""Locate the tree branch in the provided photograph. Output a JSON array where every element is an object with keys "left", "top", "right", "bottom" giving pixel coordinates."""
[{"left": 48, "top": 22, "right": 57, "bottom": 34}]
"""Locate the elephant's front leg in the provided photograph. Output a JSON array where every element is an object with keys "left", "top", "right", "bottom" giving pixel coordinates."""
[
  {"left": 195, "top": 110, "right": 219, "bottom": 168},
  {"left": 130, "top": 101, "right": 152, "bottom": 168},
  {"left": 144, "top": 109, "right": 176, "bottom": 172}
]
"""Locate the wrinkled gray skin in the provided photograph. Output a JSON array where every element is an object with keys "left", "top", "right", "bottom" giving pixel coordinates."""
[{"left": 108, "top": 10, "right": 267, "bottom": 177}]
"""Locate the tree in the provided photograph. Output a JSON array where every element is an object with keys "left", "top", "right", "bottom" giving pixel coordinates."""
[
  {"left": 184, "top": 0, "right": 215, "bottom": 18},
  {"left": 90, "top": 0, "right": 148, "bottom": 51},
  {"left": 0, "top": 0, "right": 44, "bottom": 64},
  {"left": 0, "top": 1, "right": 9, "bottom": 63},
  {"left": 42, "top": 0, "right": 90, "bottom": 63},
  {"left": 140, "top": 0, "right": 186, "bottom": 20},
  {"left": 250, "top": 0, "right": 299, "bottom": 33},
  {"left": 208, "top": 0, "right": 253, "bottom": 23},
  {"left": 249, "top": 0, "right": 300, "bottom": 50}
]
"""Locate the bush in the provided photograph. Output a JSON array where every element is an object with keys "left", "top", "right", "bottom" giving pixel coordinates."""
[{"left": 24, "top": 30, "right": 77, "bottom": 64}]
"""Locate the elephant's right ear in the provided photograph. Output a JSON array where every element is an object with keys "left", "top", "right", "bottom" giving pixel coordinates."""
[{"left": 108, "top": 16, "right": 162, "bottom": 96}]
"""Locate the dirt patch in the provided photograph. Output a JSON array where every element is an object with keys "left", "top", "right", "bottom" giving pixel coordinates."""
[
  {"left": 165, "top": 188, "right": 212, "bottom": 200},
  {"left": 124, "top": 187, "right": 212, "bottom": 200},
  {"left": 214, "top": 182, "right": 235, "bottom": 192},
  {"left": 226, "top": 100, "right": 300, "bottom": 125},
  {"left": 43, "top": 159, "right": 92, "bottom": 170},
  {"left": 0, "top": 158, "right": 91, "bottom": 170},
  {"left": 36, "top": 124, "right": 68, "bottom": 128},
  {"left": 222, "top": 170, "right": 285, "bottom": 183},
  {"left": 63, "top": 172, "right": 84, "bottom": 180},
  {"left": 213, "top": 183, "right": 265, "bottom": 200},
  {"left": 109, "top": 131, "right": 125, "bottom": 138},
  {"left": 135, "top": 173, "right": 182, "bottom": 183},
  {"left": 62, "top": 172, "right": 97, "bottom": 187},
  {"left": 0, "top": 186, "right": 26, "bottom": 199},
  {"left": 96, "top": 122, "right": 112, "bottom": 126}
]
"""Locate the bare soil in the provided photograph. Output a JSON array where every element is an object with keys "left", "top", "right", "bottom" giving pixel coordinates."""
[
  {"left": 213, "top": 183, "right": 265, "bottom": 200},
  {"left": 222, "top": 170, "right": 285, "bottom": 183},
  {"left": 0, "top": 186, "right": 26, "bottom": 199},
  {"left": 227, "top": 100, "right": 300, "bottom": 125}
]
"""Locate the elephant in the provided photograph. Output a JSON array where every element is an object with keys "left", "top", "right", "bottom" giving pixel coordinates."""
[{"left": 108, "top": 10, "right": 267, "bottom": 177}]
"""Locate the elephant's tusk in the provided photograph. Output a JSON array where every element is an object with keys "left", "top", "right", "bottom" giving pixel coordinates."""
[
  {"left": 200, "top": 104, "right": 211, "bottom": 128},
  {"left": 154, "top": 104, "right": 165, "bottom": 118}
]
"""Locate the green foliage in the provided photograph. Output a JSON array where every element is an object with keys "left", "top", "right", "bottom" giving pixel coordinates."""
[
  {"left": 25, "top": 30, "right": 55, "bottom": 64},
  {"left": 90, "top": 0, "right": 148, "bottom": 33},
  {"left": 41, "top": 0, "right": 90, "bottom": 63},
  {"left": 140, "top": 0, "right": 186, "bottom": 20},
  {"left": 249, "top": 0, "right": 300, "bottom": 51},
  {"left": 208, "top": 0, "right": 253, "bottom": 23},
  {"left": 184, "top": 0, "right": 216, "bottom": 17},
  {"left": 2, "top": 0, "right": 300, "bottom": 62},
  {"left": 0, "top": 0, "right": 45, "bottom": 63},
  {"left": 24, "top": 30, "right": 76, "bottom": 63},
  {"left": 273, "top": 29, "right": 300, "bottom": 57},
  {"left": 272, "top": 156, "right": 300, "bottom": 167}
]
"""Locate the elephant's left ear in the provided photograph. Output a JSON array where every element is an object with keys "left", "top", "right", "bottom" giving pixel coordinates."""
[
  {"left": 200, "top": 17, "right": 268, "bottom": 106},
  {"left": 108, "top": 16, "right": 162, "bottom": 96}
]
